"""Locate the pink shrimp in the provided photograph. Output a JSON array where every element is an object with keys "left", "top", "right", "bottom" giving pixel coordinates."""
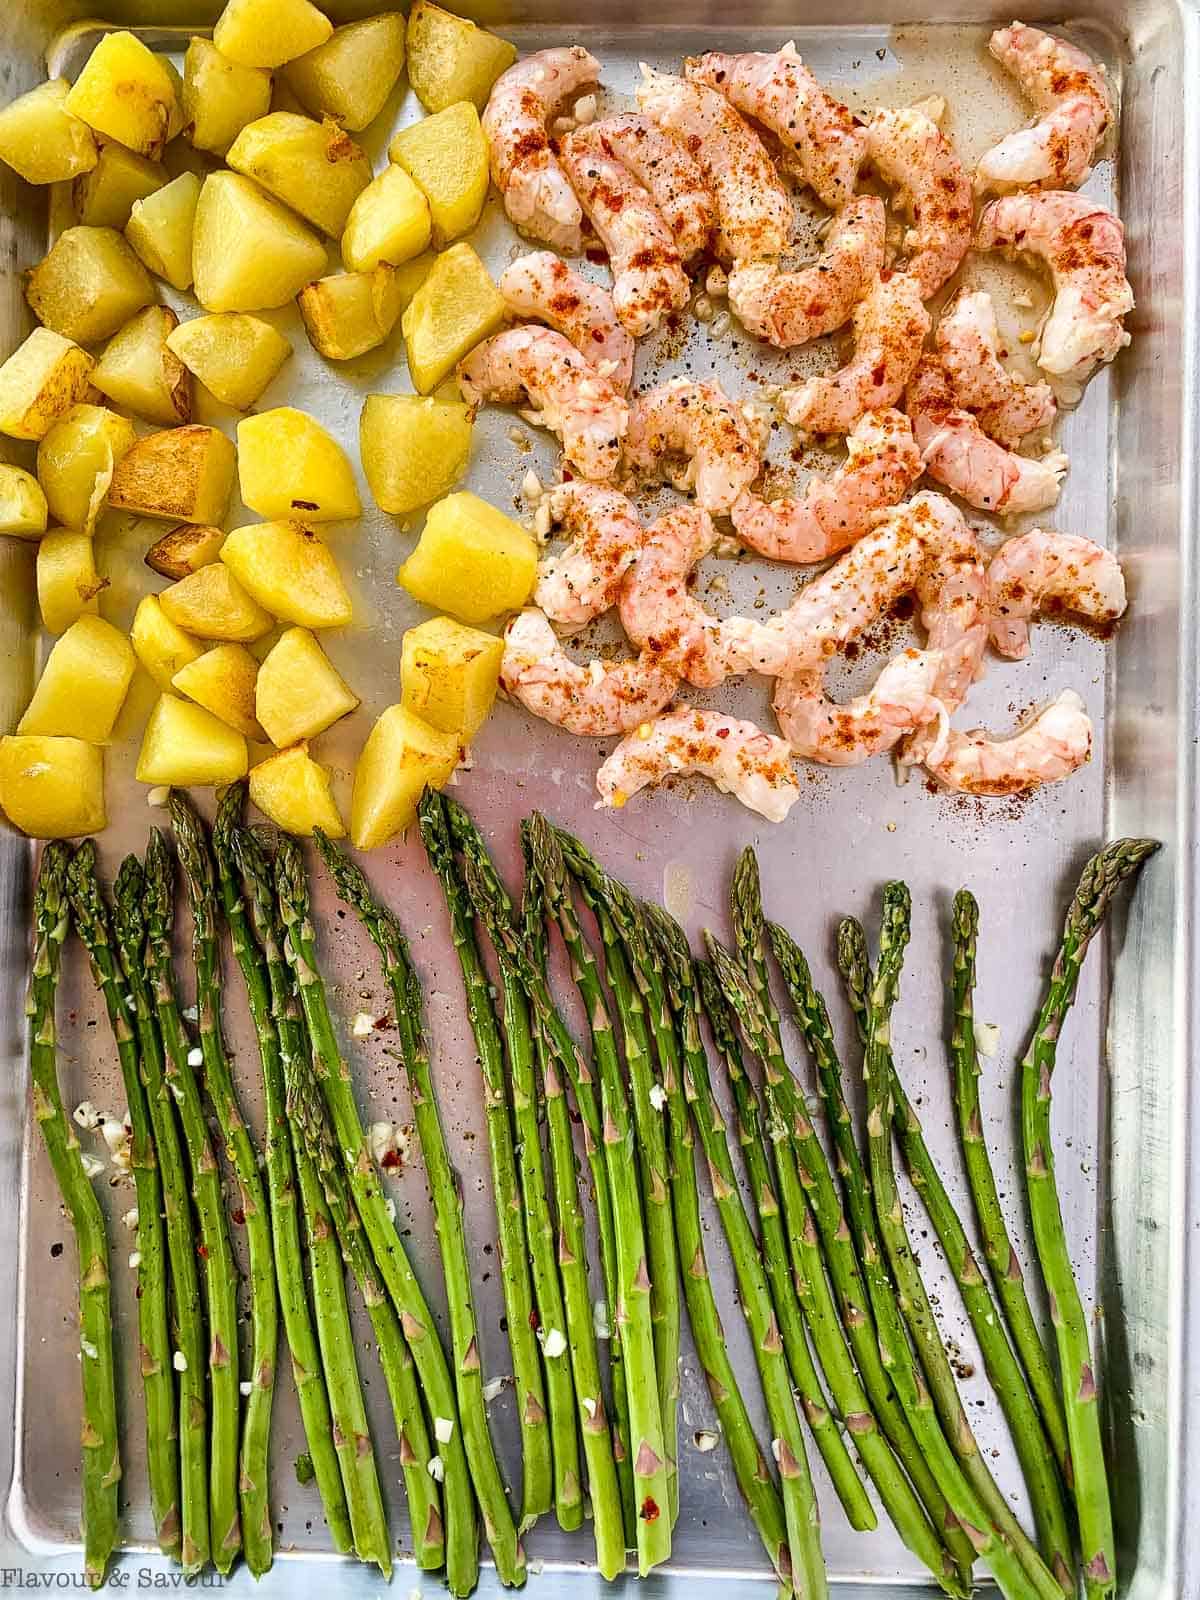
[
  {"left": 499, "top": 252, "right": 635, "bottom": 393},
  {"left": 935, "top": 290, "right": 1057, "bottom": 447},
  {"left": 978, "top": 23, "right": 1113, "bottom": 193},
  {"left": 617, "top": 506, "right": 739, "bottom": 688},
  {"left": 584, "top": 113, "right": 715, "bottom": 260},
  {"left": 924, "top": 689, "right": 1092, "bottom": 794},
  {"left": 986, "top": 528, "right": 1126, "bottom": 658},
  {"left": 773, "top": 647, "right": 947, "bottom": 765},
  {"left": 501, "top": 608, "right": 678, "bottom": 736},
  {"left": 623, "top": 378, "right": 762, "bottom": 513},
  {"left": 534, "top": 481, "right": 645, "bottom": 630},
  {"left": 865, "top": 104, "right": 973, "bottom": 298}
]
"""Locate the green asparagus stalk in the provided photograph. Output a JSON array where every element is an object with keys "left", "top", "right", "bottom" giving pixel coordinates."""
[
  {"left": 67, "top": 844, "right": 180, "bottom": 1564},
  {"left": 140, "top": 830, "right": 242, "bottom": 1574},
  {"left": 415, "top": 791, "right": 553, "bottom": 1534},
  {"left": 274, "top": 834, "right": 481, "bottom": 1598},
  {"left": 1020, "top": 839, "right": 1158, "bottom": 1598},
  {"left": 29, "top": 845, "right": 119, "bottom": 1590},
  {"left": 169, "top": 792, "right": 278, "bottom": 1577}
]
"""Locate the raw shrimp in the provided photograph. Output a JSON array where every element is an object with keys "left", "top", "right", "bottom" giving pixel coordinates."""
[
  {"left": 501, "top": 608, "right": 678, "bottom": 736},
  {"left": 584, "top": 113, "right": 715, "bottom": 260},
  {"left": 865, "top": 104, "right": 973, "bottom": 298},
  {"left": 976, "top": 191, "right": 1133, "bottom": 390},
  {"left": 731, "top": 408, "right": 922, "bottom": 563},
  {"left": 907, "top": 356, "right": 1068, "bottom": 514},
  {"left": 924, "top": 689, "right": 1092, "bottom": 795},
  {"left": 458, "top": 324, "right": 628, "bottom": 481},
  {"left": 534, "top": 481, "right": 645, "bottom": 630},
  {"left": 560, "top": 126, "right": 691, "bottom": 336},
  {"left": 986, "top": 528, "right": 1126, "bottom": 657},
  {"left": 500, "top": 252, "right": 635, "bottom": 392},
  {"left": 728, "top": 195, "right": 885, "bottom": 349},
  {"left": 636, "top": 66, "right": 792, "bottom": 263},
  {"left": 624, "top": 378, "right": 762, "bottom": 513},
  {"left": 935, "top": 289, "right": 1058, "bottom": 447},
  {"left": 595, "top": 706, "right": 802, "bottom": 822},
  {"left": 978, "top": 23, "right": 1113, "bottom": 193},
  {"left": 779, "top": 271, "right": 931, "bottom": 435},
  {"left": 686, "top": 43, "right": 866, "bottom": 211},
  {"left": 617, "top": 506, "right": 739, "bottom": 688},
  {"left": 482, "top": 47, "right": 600, "bottom": 251},
  {"left": 773, "top": 647, "right": 947, "bottom": 764}
]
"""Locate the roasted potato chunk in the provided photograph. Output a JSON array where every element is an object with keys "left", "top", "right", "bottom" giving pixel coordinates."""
[
  {"left": 360, "top": 392, "right": 472, "bottom": 515},
  {"left": 0, "top": 329, "right": 95, "bottom": 442},
  {"left": 26, "top": 225, "right": 156, "bottom": 345},
  {"left": 37, "top": 403, "right": 135, "bottom": 533},
  {"left": 136, "top": 692, "right": 248, "bottom": 786},
  {"left": 37, "top": 529, "right": 106, "bottom": 634},
  {"left": 283, "top": 14, "right": 407, "bottom": 131},
  {"left": 213, "top": 0, "right": 333, "bottom": 70},
  {"left": 165, "top": 311, "right": 290, "bottom": 410},
  {"left": 341, "top": 165, "right": 430, "bottom": 273},
  {"left": 92, "top": 305, "right": 191, "bottom": 426},
  {"left": 350, "top": 703, "right": 458, "bottom": 848},
  {"left": 125, "top": 171, "right": 200, "bottom": 291},
  {"left": 65, "top": 31, "right": 178, "bottom": 158},
  {"left": 73, "top": 143, "right": 165, "bottom": 228},
  {"left": 182, "top": 37, "right": 272, "bottom": 155},
  {"left": 144, "top": 523, "right": 225, "bottom": 580},
  {"left": 172, "top": 642, "right": 262, "bottom": 738},
  {"left": 108, "top": 424, "right": 236, "bottom": 524},
  {"left": 401, "top": 241, "right": 504, "bottom": 393},
  {"left": 0, "top": 465, "right": 48, "bottom": 538},
  {"left": 400, "top": 615, "right": 503, "bottom": 740},
  {"left": 18, "top": 614, "right": 135, "bottom": 741},
  {"left": 237, "top": 407, "right": 360, "bottom": 523},
  {"left": 255, "top": 625, "right": 358, "bottom": 745},
  {"left": 389, "top": 101, "right": 487, "bottom": 245},
  {"left": 0, "top": 735, "right": 105, "bottom": 837},
  {"left": 159, "top": 564, "right": 273, "bottom": 641},
  {"left": 130, "top": 593, "right": 203, "bottom": 689},
  {"left": 227, "top": 112, "right": 371, "bottom": 237},
  {"left": 221, "top": 521, "right": 353, "bottom": 628},
  {"left": 249, "top": 743, "right": 345, "bottom": 836},
  {"left": 193, "top": 170, "right": 327, "bottom": 312},
  {"left": 0, "top": 79, "right": 98, "bottom": 185},
  {"left": 297, "top": 267, "right": 403, "bottom": 362},
  {"left": 398, "top": 490, "right": 536, "bottom": 624},
  {"left": 406, "top": 1, "right": 516, "bottom": 114}
]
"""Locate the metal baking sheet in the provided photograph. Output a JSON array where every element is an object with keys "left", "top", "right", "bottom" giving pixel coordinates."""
[{"left": 0, "top": 4, "right": 1196, "bottom": 1597}]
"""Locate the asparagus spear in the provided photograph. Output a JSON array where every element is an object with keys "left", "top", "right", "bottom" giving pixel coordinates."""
[
  {"left": 169, "top": 792, "right": 278, "bottom": 1577},
  {"left": 67, "top": 844, "right": 181, "bottom": 1564},
  {"left": 1020, "top": 839, "right": 1158, "bottom": 1598},
  {"left": 28, "top": 845, "right": 119, "bottom": 1590},
  {"left": 274, "top": 834, "right": 481, "bottom": 1598},
  {"left": 416, "top": 791, "right": 553, "bottom": 1533},
  {"left": 140, "top": 830, "right": 242, "bottom": 1574}
]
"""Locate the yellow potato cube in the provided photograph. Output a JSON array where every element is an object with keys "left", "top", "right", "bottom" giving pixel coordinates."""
[
  {"left": 125, "top": 171, "right": 201, "bottom": 290},
  {"left": 401, "top": 241, "right": 504, "bottom": 393},
  {"left": 341, "top": 165, "right": 430, "bottom": 274},
  {"left": 297, "top": 267, "right": 404, "bottom": 362},
  {"left": 136, "top": 693, "right": 248, "bottom": 785},
  {"left": 220, "top": 521, "right": 353, "bottom": 628},
  {"left": 227, "top": 113, "right": 371, "bottom": 237},
  {"left": 401, "top": 616, "right": 503, "bottom": 740},
  {"left": 37, "top": 403, "right": 135, "bottom": 534},
  {"left": 165, "top": 311, "right": 290, "bottom": 410},
  {"left": 0, "top": 735, "right": 105, "bottom": 837},
  {"left": 18, "top": 614, "right": 135, "bottom": 741},
  {"left": 144, "top": 523, "right": 225, "bottom": 580},
  {"left": 237, "top": 407, "right": 360, "bottom": 523},
  {"left": 193, "top": 170, "right": 327, "bottom": 312},
  {"left": 0, "top": 465, "right": 48, "bottom": 538},
  {"left": 283, "top": 14, "right": 407, "bottom": 131},
  {"left": 0, "top": 79, "right": 98, "bottom": 185},
  {"left": 65, "top": 31, "right": 178, "bottom": 158},
  {"left": 172, "top": 642, "right": 262, "bottom": 738},
  {"left": 131, "top": 593, "right": 204, "bottom": 689},
  {"left": 360, "top": 392, "right": 472, "bottom": 515},
  {"left": 406, "top": 1, "right": 516, "bottom": 114},
  {"left": 159, "top": 564, "right": 273, "bottom": 642},
  {"left": 255, "top": 625, "right": 358, "bottom": 745},
  {"left": 161, "top": 57, "right": 187, "bottom": 142},
  {"left": 73, "top": 143, "right": 165, "bottom": 228},
  {"left": 108, "top": 424, "right": 236, "bottom": 524},
  {"left": 398, "top": 491, "right": 536, "bottom": 624},
  {"left": 351, "top": 703, "right": 458, "bottom": 848},
  {"left": 389, "top": 101, "right": 487, "bottom": 245},
  {"left": 37, "top": 529, "right": 105, "bottom": 634},
  {"left": 26, "top": 225, "right": 156, "bottom": 345},
  {"left": 0, "top": 329, "right": 95, "bottom": 441},
  {"left": 249, "top": 743, "right": 345, "bottom": 836},
  {"left": 393, "top": 250, "right": 435, "bottom": 311},
  {"left": 213, "top": 0, "right": 333, "bottom": 70},
  {"left": 92, "top": 305, "right": 192, "bottom": 426},
  {"left": 182, "top": 38, "right": 272, "bottom": 155}
]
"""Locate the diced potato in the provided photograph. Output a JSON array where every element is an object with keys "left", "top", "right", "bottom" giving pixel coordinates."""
[
  {"left": 398, "top": 491, "right": 536, "bottom": 623},
  {"left": 227, "top": 113, "right": 371, "bottom": 237},
  {"left": 0, "top": 80, "right": 98, "bottom": 185},
  {"left": 341, "top": 165, "right": 430, "bottom": 274},
  {"left": 0, "top": 465, "right": 48, "bottom": 538},
  {"left": 249, "top": 743, "right": 345, "bottom": 836},
  {"left": 92, "top": 305, "right": 191, "bottom": 426},
  {"left": 400, "top": 615, "right": 503, "bottom": 740},
  {"left": 0, "top": 735, "right": 105, "bottom": 837},
  {"left": 0, "top": 329, "right": 95, "bottom": 441},
  {"left": 37, "top": 528, "right": 106, "bottom": 634},
  {"left": 73, "top": 143, "right": 165, "bottom": 228},
  {"left": 350, "top": 703, "right": 458, "bottom": 848},
  {"left": 192, "top": 170, "right": 327, "bottom": 312},
  {"left": 172, "top": 642, "right": 262, "bottom": 738},
  {"left": 160, "top": 564, "right": 273, "bottom": 641},
  {"left": 284, "top": 14, "right": 407, "bottom": 130},
  {"left": 297, "top": 267, "right": 403, "bottom": 361},
  {"left": 237, "top": 407, "right": 360, "bottom": 523},
  {"left": 65, "top": 32, "right": 177, "bottom": 158},
  {"left": 125, "top": 172, "right": 200, "bottom": 290},
  {"left": 130, "top": 593, "right": 203, "bottom": 688},
  {"left": 406, "top": 1, "right": 516, "bottom": 114},
  {"left": 36, "top": 403, "right": 135, "bottom": 533},
  {"left": 401, "top": 242, "right": 504, "bottom": 394},
  {"left": 18, "top": 614, "right": 135, "bottom": 741},
  {"left": 161, "top": 57, "right": 187, "bottom": 142},
  {"left": 165, "top": 311, "right": 290, "bottom": 410},
  {"left": 221, "top": 521, "right": 353, "bottom": 628},
  {"left": 136, "top": 692, "right": 248, "bottom": 785},
  {"left": 182, "top": 39, "right": 270, "bottom": 155},
  {"left": 26, "top": 225, "right": 156, "bottom": 345},
  {"left": 360, "top": 392, "right": 472, "bottom": 515},
  {"left": 145, "top": 523, "right": 225, "bottom": 580},
  {"left": 213, "top": 0, "right": 333, "bottom": 70},
  {"left": 389, "top": 102, "right": 487, "bottom": 245},
  {"left": 108, "top": 424, "right": 236, "bottom": 524},
  {"left": 256, "top": 625, "right": 358, "bottom": 745}
]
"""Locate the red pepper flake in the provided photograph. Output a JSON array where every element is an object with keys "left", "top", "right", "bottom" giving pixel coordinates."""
[
  {"left": 197, "top": 1243, "right": 209, "bottom": 1261},
  {"left": 231, "top": 1207, "right": 246, "bottom": 1227},
  {"left": 639, "top": 1497, "right": 661, "bottom": 1523},
  {"left": 380, "top": 1148, "right": 402, "bottom": 1171},
  {"left": 529, "top": 1308, "right": 540, "bottom": 1330}
]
